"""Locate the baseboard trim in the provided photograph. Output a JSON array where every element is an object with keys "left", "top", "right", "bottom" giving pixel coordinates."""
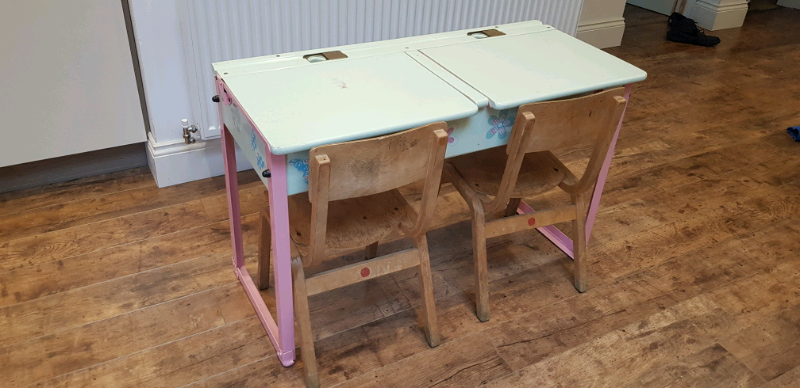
[
  {"left": 146, "top": 135, "right": 252, "bottom": 188},
  {"left": 777, "top": 0, "right": 800, "bottom": 10},
  {"left": 576, "top": 18, "right": 626, "bottom": 49},
  {"left": 687, "top": 0, "right": 749, "bottom": 30},
  {"left": 0, "top": 143, "right": 148, "bottom": 194}
]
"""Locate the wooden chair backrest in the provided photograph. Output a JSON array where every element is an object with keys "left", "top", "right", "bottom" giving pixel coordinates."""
[
  {"left": 304, "top": 122, "right": 449, "bottom": 262},
  {"left": 309, "top": 122, "right": 448, "bottom": 202},
  {"left": 492, "top": 88, "right": 627, "bottom": 209},
  {"left": 516, "top": 87, "right": 626, "bottom": 154}
]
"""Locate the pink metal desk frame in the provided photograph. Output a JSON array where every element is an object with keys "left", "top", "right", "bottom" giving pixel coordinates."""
[{"left": 217, "top": 76, "right": 632, "bottom": 367}]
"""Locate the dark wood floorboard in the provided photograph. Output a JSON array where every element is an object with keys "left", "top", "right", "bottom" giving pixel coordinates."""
[{"left": 2, "top": 4, "right": 799, "bottom": 387}]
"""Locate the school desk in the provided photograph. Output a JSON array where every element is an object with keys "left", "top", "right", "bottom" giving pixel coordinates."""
[{"left": 213, "top": 20, "right": 646, "bottom": 366}]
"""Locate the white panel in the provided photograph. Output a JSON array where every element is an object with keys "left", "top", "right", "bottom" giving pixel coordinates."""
[
  {"left": 131, "top": 0, "right": 195, "bottom": 145},
  {"left": 0, "top": 0, "right": 146, "bottom": 167},
  {"left": 576, "top": 18, "right": 626, "bottom": 49},
  {"left": 581, "top": 0, "right": 627, "bottom": 24},
  {"left": 686, "top": 0, "right": 748, "bottom": 30},
  {"left": 180, "top": 0, "right": 584, "bottom": 140}
]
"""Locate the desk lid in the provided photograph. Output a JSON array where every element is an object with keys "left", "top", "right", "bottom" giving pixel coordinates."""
[
  {"left": 420, "top": 29, "right": 647, "bottom": 110},
  {"left": 221, "top": 52, "right": 477, "bottom": 155},
  {"left": 212, "top": 20, "right": 550, "bottom": 77}
]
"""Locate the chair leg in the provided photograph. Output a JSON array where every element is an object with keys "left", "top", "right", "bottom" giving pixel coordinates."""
[
  {"left": 291, "top": 258, "right": 319, "bottom": 388},
  {"left": 365, "top": 242, "right": 379, "bottom": 260},
  {"left": 572, "top": 192, "right": 588, "bottom": 293},
  {"left": 470, "top": 202, "right": 490, "bottom": 322},
  {"left": 504, "top": 197, "right": 522, "bottom": 217},
  {"left": 257, "top": 206, "right": 271, "bottom": 290},
  {"left": 413, "top": 234, "right": 441, "bottom": 347}
]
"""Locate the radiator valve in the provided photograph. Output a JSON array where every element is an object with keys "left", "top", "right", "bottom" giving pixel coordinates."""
[{"left": 182, "top": 119, "right": 199, "bottom": 144}]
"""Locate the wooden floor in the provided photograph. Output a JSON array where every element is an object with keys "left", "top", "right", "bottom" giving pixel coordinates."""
[{"left": 2, "top": 4, "right": 800, "bottom": 387}]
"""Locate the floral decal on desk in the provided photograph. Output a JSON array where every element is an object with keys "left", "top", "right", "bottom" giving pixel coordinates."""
[
  {"left": 251, "top": 129, "right": 267, "bottom": 170},
  {"left": 486, "top": 110, "right": 514, "bottom": 140},
  {"left": 288, "top": 158, "right": 309, "bottom": 182},
  {"left": 447, "top": 127, "right": 457, "bottom": 144}
]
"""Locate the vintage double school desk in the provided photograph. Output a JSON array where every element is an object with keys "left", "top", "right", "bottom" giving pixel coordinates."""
[{"left": 212, "top": 20, "right": 647, "bottom": 366}]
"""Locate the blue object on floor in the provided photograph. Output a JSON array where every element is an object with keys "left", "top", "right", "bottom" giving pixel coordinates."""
[{"left": 789, "top": 126, "right": 800, "bottom": 142}]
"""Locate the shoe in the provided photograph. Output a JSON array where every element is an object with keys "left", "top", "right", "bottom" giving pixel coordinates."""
[
  {"left": 668, "top": 12, "right": 693, "bottom": 31},
  {"left": 667, "top": 29, "right": 721, "bottom": 47},
  {"left": 666, "top": 12, "right": 721, "bottom": 47}
]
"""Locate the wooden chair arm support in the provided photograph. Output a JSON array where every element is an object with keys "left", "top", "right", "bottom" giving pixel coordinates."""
[
  {"left": 393, "top": 191, "right": 421, "bottom": 239},
  {"left": 401, "top": 128, "right": 449, "bottom": 237},
  {"left": 561, "top": 96, "right": 627, "bottom": 195},
  {"left": 444, "top": 163, "right": 487, "bottom": 214},
  {"left": 307, "top": 154, "right": 331, "bottom": 266},
  {"left": 486, "top": 111, "right": 537, "bottom": 214}
]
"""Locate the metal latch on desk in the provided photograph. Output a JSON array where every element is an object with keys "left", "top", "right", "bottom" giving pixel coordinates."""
[
  {"left": 303, "top": 50, "right": 348, "bottom": 63},
  {"left": 468, "top": 29, "right": 506, "bottom": 39}
]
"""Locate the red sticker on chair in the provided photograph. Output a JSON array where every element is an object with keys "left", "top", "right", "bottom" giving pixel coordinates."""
[
  {"left": 361, "top": 268, "right": 370, "bottom": 277},
  {"left": 528, "top": 217, "right": 536, "bottom": 226}
]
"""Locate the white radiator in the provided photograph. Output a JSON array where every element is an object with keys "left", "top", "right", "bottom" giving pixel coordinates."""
[{"left": 179, "top": 0, "right": 585, "bottom": 139}]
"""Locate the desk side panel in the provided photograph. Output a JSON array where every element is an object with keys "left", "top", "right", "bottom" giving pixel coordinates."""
[
  {"left": 222, "top": 102, "right": 273, "bottom": 189},
  {"left": 282, "top": 105, "right": 517, "bottom": 195}
]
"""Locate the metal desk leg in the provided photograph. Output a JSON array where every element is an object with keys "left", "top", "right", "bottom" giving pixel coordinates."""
[
  {"left": 265, "top": 152, "right": 296, "bottom": 367},
  {"left": 221, "top": 126, "right": 296, "bottom": 367},
  {"left": 519, "top": 84, "right": 633, "bottom": 258}
]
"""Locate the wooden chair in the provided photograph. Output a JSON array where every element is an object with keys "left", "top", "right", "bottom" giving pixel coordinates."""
[
  {"left": 258, "top": 122, "right": 449, "bottom": 388},
  {"left": 444, "top": 88, "right": 627, "bottom": 322}
]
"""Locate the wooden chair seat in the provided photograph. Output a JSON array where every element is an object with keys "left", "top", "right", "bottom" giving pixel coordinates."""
[
  {"left": 447, "top": 146, "right": 567, "bottom": 199},
  {"left": 288, "top": 190, "right": 409, "bottom": 251}
]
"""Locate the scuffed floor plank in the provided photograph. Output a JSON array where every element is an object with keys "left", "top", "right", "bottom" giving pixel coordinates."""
[{"left": 483, "top": 296, "right": 765, "bottom": 388}]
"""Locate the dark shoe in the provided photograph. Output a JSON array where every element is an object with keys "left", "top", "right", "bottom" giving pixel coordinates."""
[
  {"left": 668, "top": 12, "right": 695, "bottom": 33},
  {"left": 666, "top": 12, "right": 721, "bottom": 47},
  {"left": 788, "top": 126, "right": 800, "bottom": 142},
  {"left": 667, "top": 28, "right": 721, "bottom": 47}
]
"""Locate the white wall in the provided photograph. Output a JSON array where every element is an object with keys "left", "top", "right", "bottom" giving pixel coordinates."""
[
  {"left": 0, "top": 0, "right": 146, "bottom": 167},
  {"left": 577, "top": 0, "right": 628, "bottom": 48}
]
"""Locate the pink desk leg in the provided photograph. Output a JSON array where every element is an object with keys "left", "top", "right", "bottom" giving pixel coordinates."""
[
  {"left": 264, "top": 153, "right": 297, "bottom": 367},
  {"left": 220, "top": 127, "right": 296, "bottom": 367},
  {"left": 519, "top": 84, "right": 633, "bottom": 259},
  {"left": 217, "top": 77, "right": 295, "bottom": 367}
]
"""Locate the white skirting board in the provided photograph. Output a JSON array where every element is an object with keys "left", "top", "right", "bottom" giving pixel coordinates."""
[
  {"left": 146, "top": 134, "right": 253, "bottom": 188},
  {"left": 687, "top": 0, "right": 749, "bottom": 31},
  {"left": 777, "top": 0, "right": 800, "bottom": 9},
  {"left": 576, "top": 18, "right": 626, "bottom": 49},
  {"left": 626, "top": 0, "right": 749, "bottom": 31}
]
